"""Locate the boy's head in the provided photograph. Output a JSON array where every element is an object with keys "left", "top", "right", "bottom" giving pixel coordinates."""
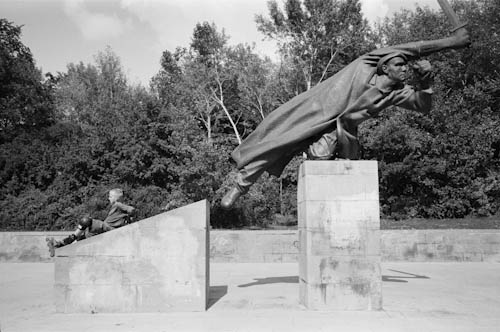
[{"left": 108, "top": 188, "right": 123, "bottom": 204}]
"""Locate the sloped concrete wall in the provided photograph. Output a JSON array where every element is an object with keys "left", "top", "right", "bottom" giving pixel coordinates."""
[
  {"left": 54, "top": 200, "right": 209, "bottom": 313},
  {"left": 2, "top": 229, "right": 500, "bottom": 263}
]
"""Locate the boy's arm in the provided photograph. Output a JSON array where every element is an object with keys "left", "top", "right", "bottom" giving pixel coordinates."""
[{"left": 116, "top": 202, "right": 136, "bottom": 214}]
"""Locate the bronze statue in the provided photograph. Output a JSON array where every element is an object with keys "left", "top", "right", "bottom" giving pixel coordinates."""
[{"left": 221, "top": 21, "right": 471, "bottom": 209}]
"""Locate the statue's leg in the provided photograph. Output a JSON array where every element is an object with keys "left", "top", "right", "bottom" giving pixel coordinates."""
[
  {"left": 306, "top": 130, "right": 338, "bottom": 160},
  {"left": 336, "top": 125, "right": 360, "bottom": 160},
  {"left": 306, "top": 122, "right": 360, "bottom": 160},
  {"left": 236, "top": 162, "right": 266, "bottom": 193},
  {"left": 221, "top": 160, "right": 267, "bottom": 209}
]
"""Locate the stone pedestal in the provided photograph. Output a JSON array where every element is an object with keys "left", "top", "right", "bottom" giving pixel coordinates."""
[
  {"left": 298, "top": 161, "right": 382, "bottom": 310},
  {"left": 55, "top": 200, "right": 209, "bottom": 313}
]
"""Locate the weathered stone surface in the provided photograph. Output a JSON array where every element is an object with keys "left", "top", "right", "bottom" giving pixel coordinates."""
[
  {"left": 299, "top": 276, "right": 382, "bottom": 311},
  {"left": 0, "top": 232, "right": 72, "bottom": 262},
  {"left": 299, "top": 228, "right": 380, "bottom": 257},
  {"left": 210, "top": 230, "right": 299, "bottom": 263},
  {"left": 299, "top": 161, "right": 382, "bottom": 310},
  {"left": 298, "top": 160, "right": 379, "bottom": 203},
  {"left": 299, "top": 254, "right": 381, "bottom": 285},
  {"left": 3, "top": 229, "right": 500, "bottom": 263},
  {"left": 298, "top": 200, "right": 380, "bottom": 230},
  {"left": 54, "top": 200, "right": 209, "bottom": 313}
]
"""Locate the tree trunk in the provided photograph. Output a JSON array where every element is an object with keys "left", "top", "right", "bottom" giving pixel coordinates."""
[
  {"left": 280, "top": 177, "right": 284, "bottom": 215},
  {"left": 213, "top": 75, "right": 242, "bottom": 145},
  {"left": 207, "top": 114, "right": 212, "bottom": 144}
]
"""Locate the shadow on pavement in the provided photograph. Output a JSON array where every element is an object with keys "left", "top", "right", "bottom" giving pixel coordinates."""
[
  {"left": 235, "top": 270, "right": 430, "bottom": 287},
  {"left": 383, "top": 269, "right": 430, "bottom": 283},
  {"left": 238, "top": 276, "right": 299, "bottom": 287},
  {"left": 207, "top": 285, "right": 228, "bottom": 309}
]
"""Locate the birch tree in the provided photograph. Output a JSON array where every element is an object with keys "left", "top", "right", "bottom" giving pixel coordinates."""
[{"left": 256, "top": 0, "right": 375, "bottom": 93}]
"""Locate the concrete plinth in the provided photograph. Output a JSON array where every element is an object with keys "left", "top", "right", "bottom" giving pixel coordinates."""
[
  {"left": 298, "top": 161, "right": 382, "bottom": 310},
  {"left": 54, "top": 200, "right": 209, "bottom": 313}
]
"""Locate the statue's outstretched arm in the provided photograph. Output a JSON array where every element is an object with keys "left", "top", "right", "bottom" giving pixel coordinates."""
[
  {"left": 393, "top": 28, "right": 470, "bottom": 58},
  {"left": 366, "top": 28, "right": 471, "bottom": 63}
]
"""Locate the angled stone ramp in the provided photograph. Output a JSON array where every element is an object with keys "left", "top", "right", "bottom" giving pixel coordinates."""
[{"left": 55, "top": 200, "right": 209, "bottom": 313}]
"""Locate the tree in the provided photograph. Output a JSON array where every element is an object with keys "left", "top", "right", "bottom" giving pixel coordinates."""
[
  {"left": 361, "top": 0, "right": 500, "bottom": 219},
  {"left": 227, "top": 44, "right": 279, "bottom": 129},
  {"left": 150, "top": 48, "right": 184, "bottom": 107},
  {"left": 190, "top": 22, "right": 243, "bottom": 144},
  {"left": 53, "top": 62, "right": 99, "bottom": 125},
  {"left": 54, "top": 47, "right": 132, "bottom": 140},
  {"left": 256, "top": 0, "right": 375, "bottom": 92},
  {"left": 0, "top": 19, "right": 54, "bottom": 137}
]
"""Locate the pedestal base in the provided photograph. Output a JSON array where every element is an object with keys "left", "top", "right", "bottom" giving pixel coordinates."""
[{"left": 298, "top": 161, "right": 382, "bottom": 310}]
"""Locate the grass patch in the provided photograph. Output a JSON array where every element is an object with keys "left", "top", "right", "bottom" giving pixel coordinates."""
[
  {"left": 381, "top": 217, "right": 500, "bottom": 230},
  {"left": 262, "top": 217, "right": 500, "bottom": 230}
]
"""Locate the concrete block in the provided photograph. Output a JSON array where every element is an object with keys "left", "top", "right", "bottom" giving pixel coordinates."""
[
  {"left": 299, "top": 254, "right": 382, "bottom": 311},
  {"left": 298, "top": 161, "right": 379, "bottom": 203},
  {"left": 299, "top": 227, "right": 380, "bottom": 257},
  {"left": 299, "top": 277, "right": 382, "bottom": 311},
  {"left": 298, "top": 161, "right": 382, "bottom": 310},
  {"left": 299, "top": 254, "right": 381, "bottom": 285},
  {"left": 298, "top": 160, "right": 378, "bottom": 177},
  {"left": 54, "top": 200, "right": 209, "bottom": 313},
  {"left": 299, "top": 174, "right": 378, "bottom": 202},
  {"left": 298, "top": 200, "right": 380, "bottom": 230}
]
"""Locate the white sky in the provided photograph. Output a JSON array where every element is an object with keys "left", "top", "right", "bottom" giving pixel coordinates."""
[{"left": 0, "top": 0, "right": 439, "bottom": 87}]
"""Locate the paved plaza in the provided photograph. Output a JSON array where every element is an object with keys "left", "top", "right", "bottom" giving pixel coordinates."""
[{"left": 1, "top": 262, "right": 499, "bottom": 332}]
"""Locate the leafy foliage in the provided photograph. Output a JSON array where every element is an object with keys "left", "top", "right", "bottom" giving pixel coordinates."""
[
  {"left": 360, "top": 0, "right": 500, "bottom": 219},
  {"left": 0, "top": 19, "right": 55, "bottom": 138},
  {"left": 256, "top": 0, "right": 375, "bottom": 91},
  {"left": 1, "top": 0, "right": 500, "bottom": 230}
]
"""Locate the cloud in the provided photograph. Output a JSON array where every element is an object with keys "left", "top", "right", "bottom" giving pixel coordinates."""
[
  {"left": 119, "top": 0, "right": 276, "bottom": 56},
  {"left": 64, "top": 0, "right": 126, "bottom": 41},
  {"left": 120, "top": 0, "right": 195, "bottom": 51},
  {"left": 360, "top": 0, "right": 389, "bottom": 25}
]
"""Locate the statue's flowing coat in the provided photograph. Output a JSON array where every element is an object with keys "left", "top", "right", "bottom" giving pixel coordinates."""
[{"left": 232, "top": 44, "right": 431, "bottom": 176}]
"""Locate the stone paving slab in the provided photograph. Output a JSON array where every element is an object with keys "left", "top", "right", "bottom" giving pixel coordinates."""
[{"left": 1, "top": 262, "right": 499, "bottom": 331}]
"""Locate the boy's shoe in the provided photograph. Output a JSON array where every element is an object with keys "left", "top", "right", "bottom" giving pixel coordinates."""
[{"left": 46, "top": 237, "right": 56, "bottom": 257}]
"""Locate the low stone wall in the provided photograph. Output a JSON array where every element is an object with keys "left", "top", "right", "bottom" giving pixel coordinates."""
[
  {"left": 0, "top": 231, "right": 72, "bottom": 262},
  {"left": 1, "top": 229, "right": 500, "bottom": 263},
  {"left": 382, "top": 229, "right": 500, "bottom": 262},
  {"left": 211, "top": 230, "right": 299, "bottom": 263}
]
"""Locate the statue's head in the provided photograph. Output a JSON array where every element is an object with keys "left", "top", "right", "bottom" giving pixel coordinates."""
[{"left": 377, "top": 53, "right": 408, "bottom": 83}]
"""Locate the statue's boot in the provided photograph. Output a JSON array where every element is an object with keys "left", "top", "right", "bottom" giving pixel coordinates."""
[{"left": 221, "top": 186, "right": 243, "bottom": 210}]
